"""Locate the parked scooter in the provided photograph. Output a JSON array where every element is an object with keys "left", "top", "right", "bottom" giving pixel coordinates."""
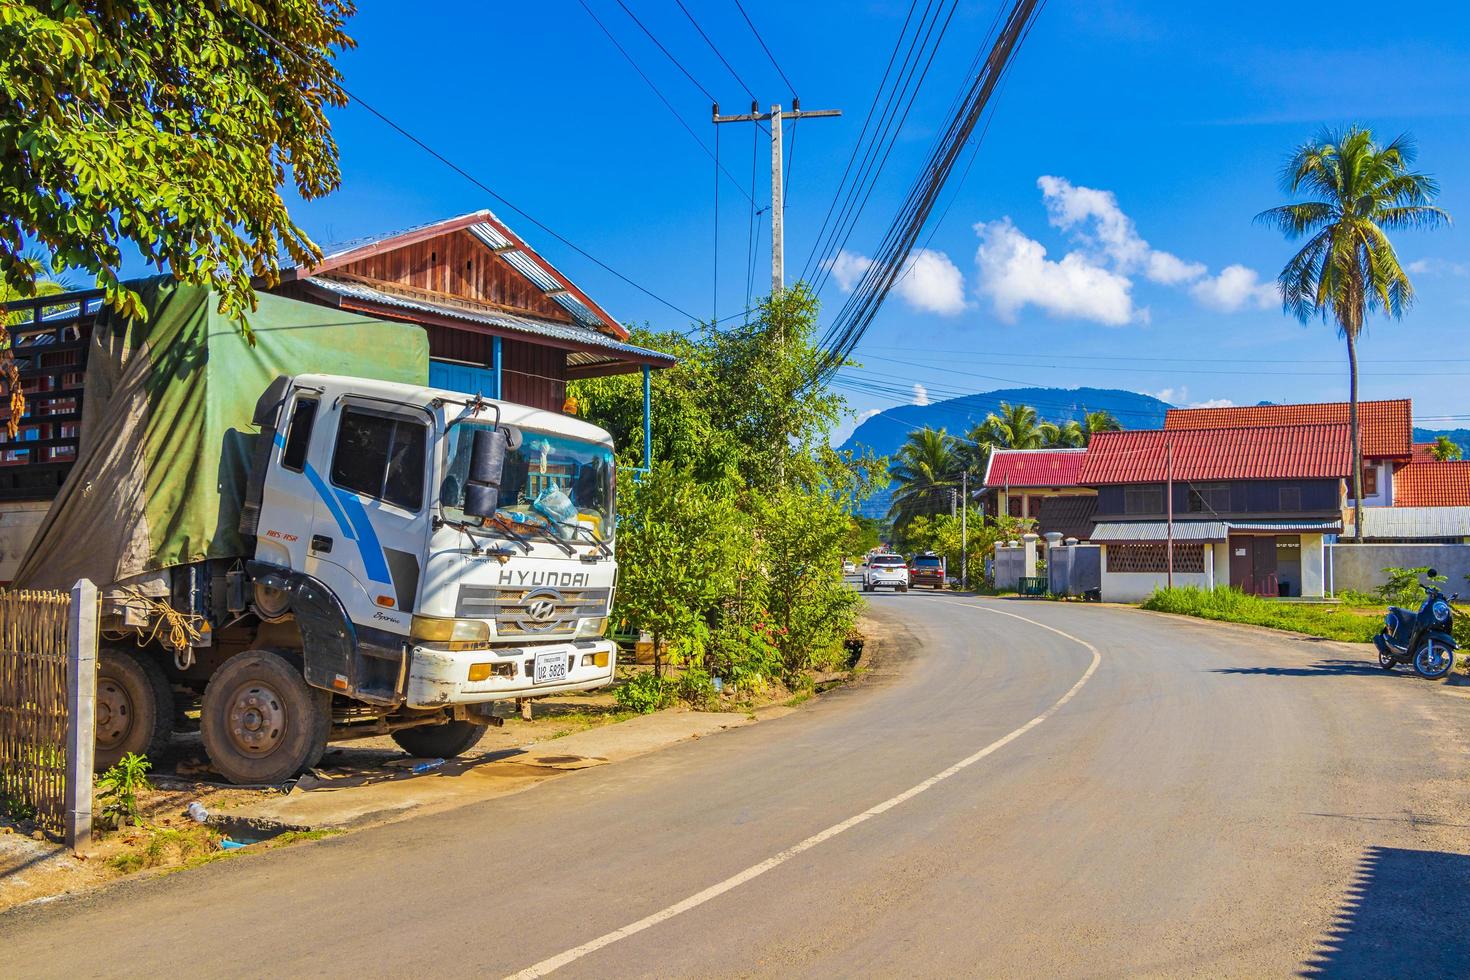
[{"left": 1373, "top": 569, "right": 1459, "bottom": 679}]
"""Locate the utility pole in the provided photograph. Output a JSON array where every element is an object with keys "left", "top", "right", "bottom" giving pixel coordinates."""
[
  {"left": 961, "top": 470, "right": 969, "bottom": 592},
  {"left": 712, "top": 100, "right": 841, "bottom": 295},
  {"left": 1165, "top": 440, "right": 1174, "bottom": 590}
]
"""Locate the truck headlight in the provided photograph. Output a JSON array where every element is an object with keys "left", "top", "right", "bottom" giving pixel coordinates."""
[
  {"left": 411, "top": 616, "right": 491, "bottom": 650},
  {"left": 577, "top": 617, "right": 609, "bottom": 638}
]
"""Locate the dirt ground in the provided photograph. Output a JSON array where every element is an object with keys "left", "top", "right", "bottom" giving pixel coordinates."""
[{"left": 0, "top": 625, "right": 890, "bottom": 913}]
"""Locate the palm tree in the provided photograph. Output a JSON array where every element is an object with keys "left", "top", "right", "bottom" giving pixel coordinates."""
[
  {"left": 887, "top": 427, "right": 961, "bottom": 532},
  {"left": 1431, "top": 435, "right": 1463, "bottom": 461},
  {"left": 976, "top": 402, "right": 1047, "bottom": 450},
  {"left": 1258, "top": 127, "right": 1449, "bottom": 540}
]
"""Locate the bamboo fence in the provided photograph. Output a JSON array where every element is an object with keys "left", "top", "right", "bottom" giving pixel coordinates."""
[{"left": 0, "top": 590, "right": 72, "bottom": 836}]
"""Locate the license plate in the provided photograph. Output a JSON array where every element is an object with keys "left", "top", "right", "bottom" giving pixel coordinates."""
[{"left": 534, "top": 651, "right": 569, "bottom": 684}]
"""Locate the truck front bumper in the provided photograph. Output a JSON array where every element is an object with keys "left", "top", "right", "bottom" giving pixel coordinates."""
[{"left": 404, "top": 639, "right": 617, "bottom": 708}]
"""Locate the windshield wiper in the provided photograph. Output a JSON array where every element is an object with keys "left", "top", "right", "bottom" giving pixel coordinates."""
[
  {"left": 435, "top": 515, "right": 530, "bottom": 555},
  {"left": 510, "top": 517, "right": 578, "bottom": 556},
  {"left": 556, "top": 520, "right": 612, "bottom": 559}
]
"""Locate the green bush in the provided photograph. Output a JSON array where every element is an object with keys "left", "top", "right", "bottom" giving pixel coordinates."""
[
  {"left": 96, "top": 752, "right": 151, "bottom": 830},
  {"left": 1142, "top": 587, "right": 1382, "bottom": 643},
  {"left": 613, "top": 671, "right": 677, "bottom": 714}
]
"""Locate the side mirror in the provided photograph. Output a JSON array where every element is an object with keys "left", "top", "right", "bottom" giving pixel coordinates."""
[
  {"left": 463, "top": 428, "right": 508, "bottom": 519},
  {"left": 1428, "top": 568, "right": 1440, "bottom": 579}
]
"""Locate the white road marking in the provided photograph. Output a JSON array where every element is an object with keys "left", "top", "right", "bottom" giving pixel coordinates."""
[{"left": 507, "top": 598, "right": 1102, "bottom": 979}]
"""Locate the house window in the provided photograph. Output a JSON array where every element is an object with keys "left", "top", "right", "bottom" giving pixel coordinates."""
[
  {"left": 1278, "top": 486, "right": 1301, "bottom": 511},
  {"left": 1187, "top": 483, "right": 1230, "bottom": 514},
  {"left": 1360, "top": 465, "right": 1378, "bottom": 496},
  {"left": 331, "top": 408, "right": 427, "bottom": 511},
  {"left": 1105, "top": 543, "right": 1205, "bottom": 574},
  {"left": 1124, "top": 485, "right": 1164, "bottom": 515},
  {"left": 1008, "top": 496, "right": 1023, "bottom": 518}
]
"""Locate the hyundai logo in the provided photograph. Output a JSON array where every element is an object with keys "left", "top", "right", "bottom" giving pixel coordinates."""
[{"left": 525, "top": 596, "right": 559, "bottom": 623}]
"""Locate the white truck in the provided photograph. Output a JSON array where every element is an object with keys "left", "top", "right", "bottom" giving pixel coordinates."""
[{"left": 11, "top": 281, "right": 620, "bottom": 784}]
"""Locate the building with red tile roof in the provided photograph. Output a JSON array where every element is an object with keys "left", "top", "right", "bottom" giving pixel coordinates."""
[
  {"left": 1392, "top": 458, "right": 1470, "bottom": 507},
  {"left": 1163, "top": 399, "right": 1411, "bottom": 459},
  {"left": 1078, "top": 424, "right": 1351, "bottom": 484},
  {"left": 979, "top": 448, "right": 1093, "bottom": 529}
]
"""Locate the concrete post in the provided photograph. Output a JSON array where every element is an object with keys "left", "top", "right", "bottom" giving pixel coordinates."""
[
  {"left": 1043, "top": 532, "right": 1064, "bottom": 594},
  {"left": 1022, "top": 533, "right": 1039, "bottom": 578},
  {"left": 65, "top": 578, "right": 98, "bottom": 854}
]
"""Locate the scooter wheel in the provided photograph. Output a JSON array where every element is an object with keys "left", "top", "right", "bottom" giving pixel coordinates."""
[{"left": 1378, "top": 646, "right": 1397, "bottom": 670}]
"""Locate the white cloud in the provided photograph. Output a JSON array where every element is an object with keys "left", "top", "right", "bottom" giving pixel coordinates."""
[
  {"left": 893, "top": 248, "right": 966, "bottom": 315},
  {"left": 1037, "top": 175, "right": 1206, "bottom": 285},
  {"left": 1189, "top": 398, "right": 1235, "bottom": 409},
  {"left": 854, "top": 407, "right": 881, "bottom": 424},
  {"left": 973, "top": 218, "right": 1136, "bottom": 326},
  {"left": 1154, "top": 387, "right": 1186, "bottom": 404},
  {"left": 828, "top": 248, "right": 967, "bottom": 316},
  {"left": 828, "top": 250, "right": 872, "bottom": 292},
  {"left": 1189, "top": 265, "right": 1278, "bottom": 312},
  {"left": 1407, "top": 258, "right": 1468, "bottom": 277},
  {"left": 911, "top": 383, "right": 930, "bottom": 406}
]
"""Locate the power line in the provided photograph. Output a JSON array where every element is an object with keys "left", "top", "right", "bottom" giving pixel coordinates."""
[
  {"left": 612, "top": 0, "right": 718, "bottom": 104},
  {"left": 675, "top": 0, "right": 759, "bottom": 102},
  {"left": 241, "top": 14, "right": 700, "bottom": 323},
  {"left": 577, "top": 0, "right": 754, "bottom": 204},
  {"left": 732, "top": 0, "right": 797, "bottom": 96}
]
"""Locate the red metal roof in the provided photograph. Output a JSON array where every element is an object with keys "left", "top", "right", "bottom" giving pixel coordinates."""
[
  {"left": 1393, "top": 459, "right": 1470, "bottom": 507},
  {"left": 1163, "top": 399, "right": 1411, "bottom": 459},
  {"left": 1077, "top": 424, "right": 1351, "bottom": 484},
  {"left": 983, "top": 449, "right": 1087, "bottom": 488}
]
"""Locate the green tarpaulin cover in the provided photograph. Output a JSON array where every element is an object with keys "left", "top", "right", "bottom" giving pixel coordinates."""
[{"left": 15, "top": 278, "right": 428, "bottom": 590}]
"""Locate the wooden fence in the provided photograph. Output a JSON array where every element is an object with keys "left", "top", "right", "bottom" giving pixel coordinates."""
[{"left": 0, "top": 589, "right": 72, "bottom": 835}]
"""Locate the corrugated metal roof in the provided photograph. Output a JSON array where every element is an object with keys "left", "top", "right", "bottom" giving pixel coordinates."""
[
  {"left": 1392, "top": 459, "right": 1470, "bottom": 507},
  {"left": 307, "top": 276, "right": 674, "bottom": 367},
  {"left": 1164, "top": 399, "right": 1411, "bottom": 459},
  {"left": 983, "top": 448, "right": 1087, "bottom": 488},
  {"left": 1360, "top": 507, "right": 1470, "bottom": 539},
  {"left": 1091, "top": 518, "right": 1341, "bottom": 542},
  {"left": 1079, "top": 424, "right": 1350, "bottom": 484},
  {"left": 1091, "top": 521, "right": 1229, "bottom": 542}
]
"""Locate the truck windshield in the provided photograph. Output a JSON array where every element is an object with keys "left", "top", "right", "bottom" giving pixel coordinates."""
[{"left": 439, "top": 424, "right": 615, "bottom": 541}]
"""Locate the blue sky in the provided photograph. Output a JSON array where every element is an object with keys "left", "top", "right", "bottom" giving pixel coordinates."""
[{"left": 248, "top": 1, "right": 1470, "bottom": 440}]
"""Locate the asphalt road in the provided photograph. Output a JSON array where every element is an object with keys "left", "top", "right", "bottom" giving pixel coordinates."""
[{"left": 5, "top": 594, "right": 1470, "bottom": 978}]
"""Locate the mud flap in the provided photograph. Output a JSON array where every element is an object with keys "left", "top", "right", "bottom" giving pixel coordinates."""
[{"left": 247, "top": 562, "right": 407, "bottom": 705}]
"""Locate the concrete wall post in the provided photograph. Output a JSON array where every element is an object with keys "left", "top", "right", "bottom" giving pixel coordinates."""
[{"left": 65, "top": 578, "right": 98, "bottom": 854}]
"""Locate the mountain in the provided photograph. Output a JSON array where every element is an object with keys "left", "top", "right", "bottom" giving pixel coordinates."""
[
  {"left": 842, "top": 387, "right": 1175, "bottom": 520},
  {"left": 1412, "top": 428, "right": 1470, "bottom": 454}
]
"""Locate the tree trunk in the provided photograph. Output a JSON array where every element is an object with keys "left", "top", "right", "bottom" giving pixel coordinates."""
[{"left": 1347, "top": 330, "right": 1363, "bottom": 542}]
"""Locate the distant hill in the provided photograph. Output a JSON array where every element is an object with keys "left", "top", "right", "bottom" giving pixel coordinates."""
[
  {"left": 1413, "top": 428, "right": 1470, "bottom": 454},
  {"left": 842, "top": 387, "right": 1174, "bottom": 520}
]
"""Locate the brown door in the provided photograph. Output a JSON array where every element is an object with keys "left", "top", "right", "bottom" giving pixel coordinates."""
[
  {"left": 1229, "top": 536, "right": 1253, "bottom": 592},
  {"left": 1252, "top": 537, "right": 1278, "bottom": 596}
]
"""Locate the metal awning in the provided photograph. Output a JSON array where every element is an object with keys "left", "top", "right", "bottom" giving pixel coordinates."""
[
  {"left": 1091, "top": 519, "right": 1342, "bottom": 543},
  {"left": 1091, "top": 521, "right": 1228, "bottom": 542},
  {"left": 1359, "top": 507, "right": 1470, "bottom": 540},
  {"left": 304, "top": 275, "right": 674, "bottom": 376}
]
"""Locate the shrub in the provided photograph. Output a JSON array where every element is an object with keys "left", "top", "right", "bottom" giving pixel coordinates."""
[
  {"left": 613, "top": 671, "right": 677, "bottom": 714},
  {"left": 1375, "top": 566, "right": 1445, "bottom": 608},
  {"left": 96, "top": 752, "right": 151, "bottom": 830}
]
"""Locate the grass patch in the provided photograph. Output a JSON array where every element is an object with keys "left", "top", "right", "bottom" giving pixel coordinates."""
[
  {"left": 1141, "top": 587, "right": 1382, "bottom": 643},
  {"left": 784, "top": 691, "right": 814, "bottom": 708}
]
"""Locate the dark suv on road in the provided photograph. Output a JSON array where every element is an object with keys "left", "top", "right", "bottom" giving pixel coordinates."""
[{"left": 909, "top": 553, "right": 945, "bottom": 590}]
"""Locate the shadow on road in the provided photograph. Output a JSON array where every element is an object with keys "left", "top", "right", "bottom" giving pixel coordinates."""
[
  {"left": 1211, "top": 660, "right": 1389, "bottom": 678},
  {"left": 1300, "top": 845, "right": 1470, "bottom": 978}
]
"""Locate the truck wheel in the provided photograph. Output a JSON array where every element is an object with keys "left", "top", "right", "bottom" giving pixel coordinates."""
[
  {"left": 201, "top": 650, "right": 330, "bottom": 785},
  {"left": 95, "top": 648, "right": 174, "bottom": 771},
  {"left": 391, "top": 720, "right": 486, "bottom": 759}
]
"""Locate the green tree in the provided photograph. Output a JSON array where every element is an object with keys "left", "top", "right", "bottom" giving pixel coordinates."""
[
  {"left": 0, "top": 1, "right": 355, "bottom": 331},
  {"left": 887, "top": 427, "right": 960, "bottom": 534},
  {"left": 1430, "top": 435, "right": 1463, "bottom": 461},
  {"left": 974, "top": 402, "right": 1048, "bottom": 450},
  {"left": 1258, "top": 127, "right": 1450, "bottom": 539},
  {"left": 611, "top": 464, "right": 743, "bottom": 675}
]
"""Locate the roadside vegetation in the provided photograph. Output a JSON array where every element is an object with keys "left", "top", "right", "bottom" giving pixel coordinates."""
[
  {"left": 1143, "top": 567, "right": 1470, "bottom": 647},
  {"left": 572, "top": 286, "right": 884, "bottom": 709}
]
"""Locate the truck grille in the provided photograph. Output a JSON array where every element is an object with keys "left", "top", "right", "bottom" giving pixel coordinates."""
[{"left": 456, "top": 585, "right": 611, "bottom": 637}]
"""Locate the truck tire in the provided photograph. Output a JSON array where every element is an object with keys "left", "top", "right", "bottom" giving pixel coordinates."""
[
  {"left": 95, "top": 648, "right": 174, "bottom": 771},
  {"left": 391, "top": 720, "right": 487, "bottom": 759},
  {"left": 200, "top": 650, "right": 330, "bottom": 785}
]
